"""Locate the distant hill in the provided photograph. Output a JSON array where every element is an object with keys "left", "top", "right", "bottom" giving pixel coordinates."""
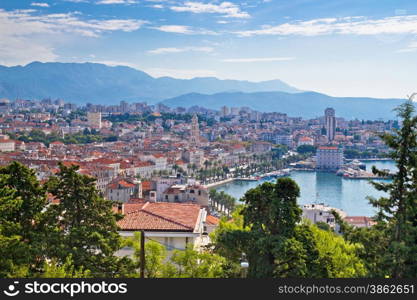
[
  {"left": 0, "top": 62, "right": 300, "bottom": 104},
  {"left": 160, "top": 91, "right": 406, "bottom": 120}
]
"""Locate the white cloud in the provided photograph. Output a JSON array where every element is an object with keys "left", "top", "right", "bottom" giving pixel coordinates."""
[
  {"left": 235, "top": 15, "right": 417, "bottom": 37},
  {"left": 0, "top": 36, "right": 58, "bottom": 66},
  {"left": 152, "top": 24, "right": 217, "bottom": 35},
  {"left": 0, "top": 8, "right": 146, "bottom": 65},
  {"left": 222, "top": 57, "right": 295, "bottom": 62},
  {"left": 0, "top": 9, "right": 146, "bottom": 37},
  {"left": 96, "top": 0, "right": 137, "bottom": 4},
  {"left": 30, "top": 2, "right": 50, "bottom": 7},
  {"left": 170, "top": 2, "right": 250, "bottom": 19},
  {"left": 148, "top": 46, "right": 213, "bottom": 54},
  {"left": 144, "top": 67, "right": 217, "bottom": 78},
  {"left": 151, "top": 4, "right": 164, "bottom": 9},
  {"left": 153, "top": 25, "right": 193, "bottom": 34},
  {"left": 88, "top": 60, "right": 143, "bottom": 69}
]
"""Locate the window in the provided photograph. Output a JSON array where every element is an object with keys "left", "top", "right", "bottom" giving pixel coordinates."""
[
  {"left": 165, "top": 195, "right": 168, "bottom": 200},
  {"left": 198, "top": 190, "right": 201, "bottom": 196},
  {"left": 165, "top": 237, "right": 174, "bottom": 250},
  {"left": 190, "top": 189, "right": 195, "bottom": 194}
]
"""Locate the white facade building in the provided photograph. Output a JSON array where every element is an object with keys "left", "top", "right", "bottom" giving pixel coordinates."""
[
  {"left": 0, "top": 139, "right": 15, "bottom": 152},
  {"left": 316, "top": 146, "right": 343, "bottom": 170},
  {"left": 302, "top": 203, "right": 346, "bottom": 229},
  {"left": 87, "top": 112, "right": 102, "bottom": 129}
]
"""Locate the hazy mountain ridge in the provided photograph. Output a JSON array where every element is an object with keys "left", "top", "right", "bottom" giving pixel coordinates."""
[
  {"left": 0, "top": 62, "right": 300, "bottom": 103},
  {"left": 160, "top": 91, "right": 406, "bottom": 120}
]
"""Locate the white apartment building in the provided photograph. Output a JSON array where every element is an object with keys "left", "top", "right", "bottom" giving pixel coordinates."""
[
  {"left": 302, "top": 203, "right": 346, "bottom": 229},
  {"left": 316, "top": 146, "right": 344, "bottom": 170},
  {"left": 156, "top": 175, "right": 186, "bottom": 201},
  {"left": 87, "top": 112, "right": 102, "bottom": 129},
  {"left": 275, "top": 134, "right": 293, "bottom": 148},
  {"left": 139, "top": 154, "right": 167, "bottom": 171},
  {"left": 297, "top": 136, "right": 314, "bottom": 147},
  {"left": 0, "top": 139, "right": 15, "bottom": 152}
]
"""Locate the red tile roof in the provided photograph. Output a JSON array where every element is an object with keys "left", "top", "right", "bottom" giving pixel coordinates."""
[
  {"left": 0, "top": 139, "right": 15, "bottom": 143},
  {"left": 344, "top": 216, "right": 375, "bottom": 226},
  {"left": 141, "top": 180, "right": 152, "bottom": 191},
  {"left": 108, "top": 179, "right": 136, "bottom": 189},
  {"left": 117, "top": 202, "right": 202, "bottom": 232},
  {"left": 206, "top": 215, "right": 220, "bottom": 225}
]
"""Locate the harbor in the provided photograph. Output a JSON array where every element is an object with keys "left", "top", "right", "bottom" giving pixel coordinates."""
[{"left": 214, "top": 160, "right": 396, "bottom": 217}]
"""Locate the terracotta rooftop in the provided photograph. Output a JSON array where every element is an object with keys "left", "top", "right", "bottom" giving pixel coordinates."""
[
  {"left": 318, "top": 146, "right": 339, "bottom": 150},
  {"left": 108, "top": 179, "right": 136, "bottom": 189},
  {"left": 0, "top": 139, "right": 15, "bottom": 143},
  {"left": 206, "top": 215, "right": 220, "bottom": 225},
  {"left": 141, "top": 181, "right": 152, "bottom": 191},
  {"left": 117, "top": 202, "right": 202, "bottom": 232},
  {"left": 344, "top": 216, "right": 375, "bottom": 226}
]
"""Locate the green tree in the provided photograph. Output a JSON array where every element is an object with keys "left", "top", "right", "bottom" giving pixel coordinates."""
[
  {"left": 169, "top": 246, "right": 226, "bottom": 278},
  {"left": 296, "top": 145, "right": 316, "bottom": 154},
  {"left": 41, "top": 255, "right": 91, "bottom": 278},
  {"left": 0, "top": 162, "right": 48, "bottom": 277},
  {"left": 45, "top": 163, "right": 135, "bottom": 277},
  {"left": 124, "top": 232, "right": 167, "bottom": 278},
  {"left": 310, "top": 224, "right": 366, "bottom": 278},
  {"left": 334, "top": 213, "right": 388, "bottom": 278},
  {"left": 368, "top": 98, "right": 417, "bottom": 278},
  {"left": 215, "top": 178, "right": 323, "bottom": 278}
]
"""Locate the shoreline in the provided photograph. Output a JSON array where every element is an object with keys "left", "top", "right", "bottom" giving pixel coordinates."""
[
  {"left": 204, "top": 178, "right": 236, "bottom": 189},
  {"left": 346, "top": 158, "right": 393, "bottom": 162}
]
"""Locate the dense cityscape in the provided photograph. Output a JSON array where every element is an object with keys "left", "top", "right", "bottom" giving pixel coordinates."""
[
  {"left": 0, "top": 95, "right": 404, "bottom": 261},
  {"left": 1, "top": 0, "right": 417, "bottom": 286}
]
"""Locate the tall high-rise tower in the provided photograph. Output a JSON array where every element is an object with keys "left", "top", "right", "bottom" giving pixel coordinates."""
[
  {"left": 324, "top": 108, "right": 336, "bottom": 142},
  {"left": 190, "top": 114, "right": 200, "bottom": 147}
]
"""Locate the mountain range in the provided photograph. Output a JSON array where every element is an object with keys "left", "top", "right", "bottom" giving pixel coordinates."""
[
  {"left": 161, "top": 91, "right": 405, "bottom": 120},
  {"left": 0, "top": 62, "right": 299, "bottom": 104},
  {"left": 0, "top": 62, "right": 406, "bottom": 120}
]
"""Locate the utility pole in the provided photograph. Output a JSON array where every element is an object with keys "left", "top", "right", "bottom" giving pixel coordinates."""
[{"left": 140, "top": 230, "right": 145, "bottom": 278}]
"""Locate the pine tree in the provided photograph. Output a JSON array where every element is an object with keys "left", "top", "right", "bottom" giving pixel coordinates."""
[
  {"left": 45, "top": 163, "right": 135, "bottom": 277},
  {"left": 0, "top": 162, "right": 48, "bottom": 276},
  {"left": 369, "top": 97, "right": 417, "bottom": 277}
]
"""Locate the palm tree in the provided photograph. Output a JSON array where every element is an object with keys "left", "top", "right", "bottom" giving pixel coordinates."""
[{"left": 172, "top": 164, "right": 179, "bottom": 175}]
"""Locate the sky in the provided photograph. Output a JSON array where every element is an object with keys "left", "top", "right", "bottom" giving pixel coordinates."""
[{"left": 1, "top": 0, "right": 417, "bottom": 98}]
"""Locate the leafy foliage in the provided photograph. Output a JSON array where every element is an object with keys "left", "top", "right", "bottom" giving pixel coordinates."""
[
  {"left": 0, "top": 162, "right": 48, "bottom": 277},
  {"left": 45, "top": 163, "right": 135, "bottom": 277},
  {"left": 367, "top": 99, "right": 417, "bottom": 278},
  {"left": 214, "top": 178, "right": 367, "bottom": 278}
]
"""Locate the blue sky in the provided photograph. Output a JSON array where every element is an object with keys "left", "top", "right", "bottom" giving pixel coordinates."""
[{"left": 1, "top": 0, "right": 417, "bottom": 98}]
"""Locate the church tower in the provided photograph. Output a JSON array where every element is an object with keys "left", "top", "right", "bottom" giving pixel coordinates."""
[{"left": 190, "top": 114, "right": 200, "bottom": 147}]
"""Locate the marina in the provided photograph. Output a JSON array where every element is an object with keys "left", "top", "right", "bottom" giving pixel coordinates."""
[{"left": 213, "top": 160, "right": 397, "bottom": 217}]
